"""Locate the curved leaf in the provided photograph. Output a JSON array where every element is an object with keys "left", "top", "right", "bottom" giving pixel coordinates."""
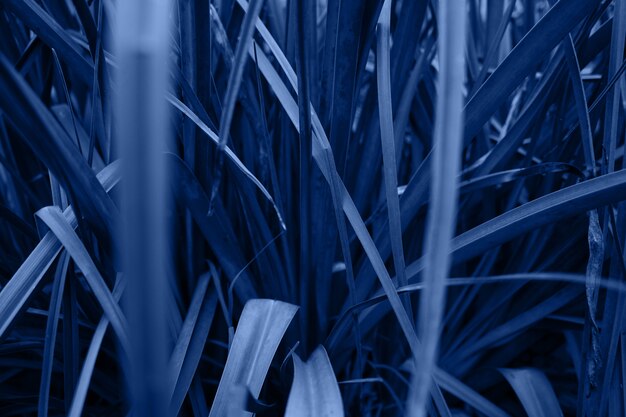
[
  {"left": 209, "top": 299, "right": 298, "bottom": 417},
  {"left": 285, "top": 346, "right": 344, "bottom": 417}
]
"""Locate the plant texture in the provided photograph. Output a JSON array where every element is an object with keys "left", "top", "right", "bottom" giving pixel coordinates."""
[{"left": 0, "top": 0, "right": 626, "bottom": 416}]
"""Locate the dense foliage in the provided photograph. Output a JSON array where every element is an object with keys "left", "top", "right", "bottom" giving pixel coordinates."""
[{"left": 0, "top": 0, "right": 625, "bottom": 416}]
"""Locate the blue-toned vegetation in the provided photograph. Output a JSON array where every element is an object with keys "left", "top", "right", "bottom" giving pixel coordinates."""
[{"left": 0, "top": 0, "right": 625, "bottom": 416}]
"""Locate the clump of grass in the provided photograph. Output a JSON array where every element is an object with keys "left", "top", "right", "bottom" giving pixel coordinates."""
[{"left": 0, "top": 0, "right": 626, "bottom": 416}]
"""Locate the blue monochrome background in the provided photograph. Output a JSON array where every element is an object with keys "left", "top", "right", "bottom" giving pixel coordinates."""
[{"left": 0, "top": 0, "right": 624, "bottom": 416}]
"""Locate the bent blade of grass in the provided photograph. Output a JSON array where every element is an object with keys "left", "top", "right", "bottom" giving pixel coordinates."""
[
  {"left": 285, "top": 346, "right": 344, "bottom": 417},
  {"left": 166, "top": 93, "right": 285, "bottom": 230},
  {"left": 499, "top": 368, "right": 564, "bottom": 417},
  {"left": 0, "top": 161, "right": 120, "bottom": 339},
  {"left": 464, "top": 0, "right": 600, "bottom": 141},
  {"left": 208, "top": 299, "right": 298, "bottom": 417},
  {"left": 409, "top": 1, "right": 466, "bottom": 416},
  {"left": 376, "top": 0, "right": 410, "bottom": 311},
  {"left": 34, "top": 206, "right": 129, "bottom": 354},
  {"left": 405, "top": 169, "right": 626, "bottom": 280},
  {"left": 0, "top": 232, "right": 61, "bottom": 340},
  {"left": 210, "top": 0, "right": 265, "bottom": 205}
]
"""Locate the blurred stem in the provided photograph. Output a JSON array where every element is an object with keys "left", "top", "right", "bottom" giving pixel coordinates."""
[{"left": 115, "top": 1, "right": 172, "bottom": 417}]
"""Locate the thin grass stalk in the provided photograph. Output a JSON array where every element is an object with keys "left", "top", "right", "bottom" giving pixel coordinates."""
[
  {"left": 295, "top": 0, "right": 313, "bottom": 348},
  {"left": 210, "top": 0, "right": 265, "bottom": 208},
  {"left": 376, "top": 0, "right": 411, "bottom": 317},
  {"left": 408, "top": 0, "right": 466, "bottom": 415},
  {"left": 115, "top": 1, "right": 172, "bottom": 416}
]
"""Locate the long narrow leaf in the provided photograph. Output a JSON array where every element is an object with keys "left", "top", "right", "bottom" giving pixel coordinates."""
[
  {"left": 410, "top": 1, "right": 466, "bottom": 416},
  {"left": 168, "top": 274, "right": 218, "bottom": 415},
  {"left": 211, "top": 0, "right": 265, "bottom": 203},
  {"left": 376, "top": 0, "right": 410, "bottom": 304},
  {"left": 500, "top": 368, "right": 564, "bottom": 417},
  {"left": 0, "top": 161, "right": 120, "bottom": 339},
  {"left": 34, "top": 206, "right": 129, "bottom": 353}
]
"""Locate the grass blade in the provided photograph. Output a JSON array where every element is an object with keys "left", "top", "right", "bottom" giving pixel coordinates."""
[
  {"left": 0, "top": 53, "right": 116, "bottom": 241},
  {"left": 0, "top": 0, "right": 93, "bottom": 84},
  {"left": 499, "top": 368, "right": 563, "bottom": 417},
  {"left": 405, "top": 169, "right": 626, "bottom": 280},
  {"left": 34, "top": 206, "right": 129, "bottom": 354},
  {"left": 285, "top": 346, "right": 344, "bottom": 417},
  {"left": 168, "top": 273, "right": 218, "bottom": 415},
  {"left": 167, "top": 93, "right": 285, "bottom": 230},
  {"left": 433, "top": 369, "right": 510, "bottom": 417},
  {"left": 67, "top": 275, "right": 125, "bottom": 417},
  {"left": 37, "top": 251, "right": 69, "bottom": 417},
  {"left": 0, "top": 161, "right": 120, "bottom": 339},
  {"left": 601, "top": 0, "right": 626, "bottom": 174},
  {"left": 376, "top": 0, "right": 410, "bottom": 310},
  {"left": 409, "top": 1, "right": 466, "bottom": 416},
  {"left": 563, "top": 36, "right": 595, "bottom": 173},
  {"left": 166, "top": 153, "right": 256, "bottom": 301},
  {"left": 464, "top": 0, "right": 600, "bottom": 141},
  {"left": 208, "top": 299, "right": 298, "bottom": 417},
  {"left": 210, "top": 0, "right": 265, "bottom": 205},
  {"left": 250, "top": 28, "right": 426, "bottom": 371}
]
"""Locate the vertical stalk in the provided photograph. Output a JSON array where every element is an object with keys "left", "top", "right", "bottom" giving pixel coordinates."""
[
  {"left": 295, "top": 0, "right": 313, "bottom": 350},
  {"left": 376, "top": 0, "right": 412, "bottom": 318},
  {"left": 408, "top": 0, "right": 466, "bottom": 416},
  {"left": 115, "top": 1, "right": 171, "bottom": 416}
]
